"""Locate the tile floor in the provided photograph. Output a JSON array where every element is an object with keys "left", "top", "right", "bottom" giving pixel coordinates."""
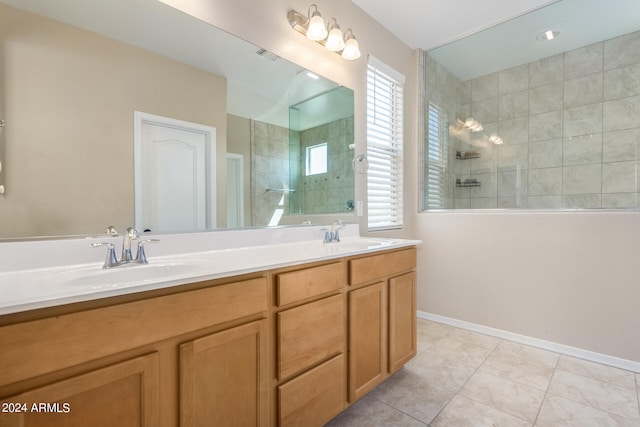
[{"left": 326, "top": 318, "right": 640, "bottom": 426}]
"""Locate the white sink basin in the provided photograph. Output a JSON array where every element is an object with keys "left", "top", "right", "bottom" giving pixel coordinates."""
[
  {"left": 319, "top": 238, "right": 396, "bottom": 254},
  {"left": 0, "top": 234, "right": 420, "bottom": 315},
  {"left": 33, "top": 259, "right": 212, "bottom": 290},
  {"left": 340, "top": 238, "right": 394, "bottom": 249}
]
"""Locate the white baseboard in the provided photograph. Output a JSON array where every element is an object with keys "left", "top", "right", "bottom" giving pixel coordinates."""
[{"left": 417, "top": 311, "right": 640, "bottom": 374}]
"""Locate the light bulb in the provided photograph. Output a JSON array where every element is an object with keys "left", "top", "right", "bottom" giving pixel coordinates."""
[
  {"left": 341, "top": 36, "right": 361, "bottom": 60},
  {"left": 325, "top": 26, "right": 345, "bottom": 51},
  {"left": 307, "top": 12, "right": 327, "bottom": 41}
]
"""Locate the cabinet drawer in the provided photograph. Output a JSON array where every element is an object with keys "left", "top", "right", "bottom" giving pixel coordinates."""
[
  {"left": 349, "top": 248, "right": 416, "bottom": 286},
  {"left": 278, "top": 353, "right": 345, "bottom": 427},
  {"left": 277, "top": 294, "right": 345, "bottom": 380},
  {"left": 276, "top": 262, "right": 345, "bottom": 306}
]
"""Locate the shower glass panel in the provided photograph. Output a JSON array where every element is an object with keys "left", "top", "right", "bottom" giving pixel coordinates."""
[
  {"left": 289, "top": 86, "right": 355, "bottom": 215},
  {"left": 421, "top": 0, "right": 640, "bottom": 211}
]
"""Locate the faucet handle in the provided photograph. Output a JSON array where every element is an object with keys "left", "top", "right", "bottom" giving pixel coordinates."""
[
  {"left": 105, "top": 225, "right": 119, "bottom": 236},
  {"left": 125, "top": 227, "right": 140, "bottom": 239},
  {"left": 320, "top": 228, "right": 333, "bottom": 244},
  {"left": 135, "top": 239, "right": 159, "bottom": 264},
  {"left": 331, "top": 220, "right": 345, "bottom": 242},
  {"left": 90, "top": 242, "right": 118, "bottom": 269},
  {"left": 121, "top": 227, "right": 140, "bottom": 263}
]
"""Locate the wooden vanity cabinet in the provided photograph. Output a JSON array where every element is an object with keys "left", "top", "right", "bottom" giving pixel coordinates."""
[
  {"left": 0, "top": 246, "right": 417, "bottom": 427},
  {"left": 274, "top": 262, "right": 347, "bottom": 427},
  {"left": 0, "top": 276, "right": 269, "bottom": 427},
  {"left": 347, "top": 248, "right": 417, "bottom": 403}
]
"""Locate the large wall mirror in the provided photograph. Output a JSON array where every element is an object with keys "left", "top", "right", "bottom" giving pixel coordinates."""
[{"left": 0, "top": 0, "right": 355, "bottom": 239}]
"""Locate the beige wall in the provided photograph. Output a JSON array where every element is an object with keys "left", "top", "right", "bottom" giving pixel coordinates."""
[
  {"left": 0, "top": 3, "right": 228, "bottom": 237},
  {"left": 417, "top": 211, "right": 640, "bottom": 363}
]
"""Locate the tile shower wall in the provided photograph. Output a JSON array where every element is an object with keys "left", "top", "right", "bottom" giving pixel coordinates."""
[
  {"left": 251, "top": 120, "right": 290, "bottom": 226},
  {"left": 422, "top": 52, "right": 465, "bottom": 209},
  {"left": 290, "top": 117, "right": 355, "bottom": 214},
  {"left": 427, "top": 30, "right": 640, "bottom": 209}
]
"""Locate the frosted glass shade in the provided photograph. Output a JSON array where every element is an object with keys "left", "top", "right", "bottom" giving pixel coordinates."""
[
  {"left": 325, "top": 27, "right": 345, "bottom": 51},
  {"left": 307, "top": 14, "right": 327, "bottom": 41},
  {"left": 341, "top": 37, "right": 361, "bottom": 60}
]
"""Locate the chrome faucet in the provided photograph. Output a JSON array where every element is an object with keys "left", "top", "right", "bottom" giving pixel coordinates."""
[
  {"left": 322, "top": 220, "right": 345, "bottom": 243},
  {"left": 331, "top": 220, "right": 344, "bottom": 242},
  {"left": 121, "top": 227, "right": 139, "bottom": 263},
  {"left": 91, "top": 226, "right": 159, "bottom": 268}
]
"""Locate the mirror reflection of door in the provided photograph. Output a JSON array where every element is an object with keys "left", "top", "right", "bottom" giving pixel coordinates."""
[
  {"left": 226, "top": 153, "right": 244, "bottom": 228},
  {"left": 134, "top": 112, "right": 216, "bottom": 233}
]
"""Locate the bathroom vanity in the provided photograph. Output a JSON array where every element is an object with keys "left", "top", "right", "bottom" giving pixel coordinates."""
[{"left": 0, "top": 229, "right": 419, "bottom": 426}]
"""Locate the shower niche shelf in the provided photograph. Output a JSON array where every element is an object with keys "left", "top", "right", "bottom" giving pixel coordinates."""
[
  {"left": 456, "top": 151, "right": 480, "bottom": 160},
  {"left": 456, "top": 178, "right": 480, "bottom": 188}
]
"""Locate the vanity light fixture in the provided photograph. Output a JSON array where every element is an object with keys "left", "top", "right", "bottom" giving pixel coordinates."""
[
  {"left": 489, "top": 134, "right": 504, "bottom": 145},
  {"left": 325, "top": 19, "right": 345, "bottom": 52},
  {"left": 341, "top": 29, "right": 361, "bottom": 60},
  {"left": 288, "top": 4, "right": 361, "bottom": 60},
  {"left": 463, "top": 118, "right": 483, "bottom": 132},
  {"left": 306, "top": 5, "right": 328, "bottom": 41}
]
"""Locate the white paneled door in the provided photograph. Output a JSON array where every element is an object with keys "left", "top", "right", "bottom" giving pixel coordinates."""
[{"left": 134, "top": 112, "right": 216, "bottom": 233}]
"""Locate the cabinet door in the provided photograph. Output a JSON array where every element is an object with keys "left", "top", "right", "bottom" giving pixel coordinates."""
[
  {"left": 180, "top": 320, "right": 267, "bottom": 427},
  {"left": 348, "top": 282, "right": 385, "bottom": 402},
  {"left": 0, "top": 353, "right": 159, "bottom": 427},
  {"left": 389, "top": 272, "right": 417, "bottom": 373}
]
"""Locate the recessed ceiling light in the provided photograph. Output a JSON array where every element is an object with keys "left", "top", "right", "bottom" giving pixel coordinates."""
[
  {"left": 538, "top": 29, "right": 559, "bottom": 41},
  {"left": 296, "top": 69, "right": 320, "bottom": 80}
]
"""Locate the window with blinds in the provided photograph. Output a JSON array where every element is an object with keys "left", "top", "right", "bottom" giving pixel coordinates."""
[
  {"left": 366, "top": 56, "right": 404, "bottom": 231},
  {"left": 424, "top": 102, "right": 448, "bottom": 209}
]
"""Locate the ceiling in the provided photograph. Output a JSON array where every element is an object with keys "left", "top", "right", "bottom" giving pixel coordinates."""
[
  {"left": 353, "top": 0, "right": 640, "bottom": 80},
  {"left": 351, "top": 0, "right": 558, "bottom": 51},
  {"left": 7, "top": 0, "right": 640, "bottom": 91},
  {"left": 1, "top": 0, "right": 351, "bottom": 129}
]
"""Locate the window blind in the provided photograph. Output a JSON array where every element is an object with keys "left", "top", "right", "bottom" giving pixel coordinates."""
[
  {"left": 366, "top": 57, "right": 404, "bottom": 230},
  {"left": 425, "top": 102, "right": 448, "bottom": 209}
]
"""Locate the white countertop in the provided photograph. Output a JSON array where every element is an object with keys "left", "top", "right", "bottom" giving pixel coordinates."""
[{"left": 0, "top": 226, "right": 420, "bottom": 315}]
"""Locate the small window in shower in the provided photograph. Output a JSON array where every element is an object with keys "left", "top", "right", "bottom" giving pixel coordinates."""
[
  {"left": 305, "top": 142, "right": 327, "bottom": 176},
  {"left": 424, "top": 102, "right": 449, "bottom": 209}
]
